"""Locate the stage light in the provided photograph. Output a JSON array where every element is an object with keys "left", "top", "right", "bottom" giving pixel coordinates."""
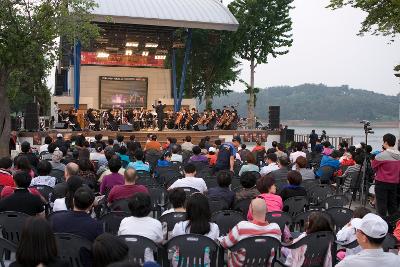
[
  {"left": 125, "top": 50, "right": 133, "bottom": 56},
  {"left": 142, "top": 51, "right": 149, "bottom": 56},
  {"left": 96, "top": 52, "right": 109, "bottom": 58},
  {"left": 155, "top": 55, "right": 166, "bottom": 60},
  {"left": 145, "top": 42, "right": 158, "bottom": 48},
  {"left": 126, "top": 42, "right": 139, "bottom": 47}
]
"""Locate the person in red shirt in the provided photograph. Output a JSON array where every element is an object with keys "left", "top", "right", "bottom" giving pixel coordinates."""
[
  {"left": 107, "top": 168, "right": 148, "bottom": 204},
  {"left": 0, "top": 157, "right": 15, "bottom": 187},
  {"left": 252, "top": 140, "right": 266, "bottom": 153},
  {"left": 207, "top": 147, "right": 217, "bottom": 166}
]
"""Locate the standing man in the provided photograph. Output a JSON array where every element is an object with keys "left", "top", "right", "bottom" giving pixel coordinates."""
[
  {"left": 372, "top": 133, "right": 400, "bottom": 216},
  {"left": 309, "top": 129, "right": 318, "bottom": 152},
  {"left": 153, "top": 100, "right": 166, "bottom": 131}
]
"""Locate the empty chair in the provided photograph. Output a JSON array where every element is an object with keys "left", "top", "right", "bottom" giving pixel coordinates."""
[
  {"left": 55, "top": 233, "right": 92, "bottom": 267},
  {"left": 325, "top": 207, "right": 353, "bottom": 232},
  {"left": 159, "top": 212, "right": 187, "bottom": 240},
  {"left": 165, "top": 234, "right": 220, "bottom": 267},
  {"left": 233, "top": 198, "right": 252, "bottom": 218},
  {"left": 147, "top": 186, "right": 169, "bottom": 218},
  {"left": 0, "top": 211, "right": 30, "bottom": 244},
  {"left": 154, "top": 165, "right": 182, "bottom": 185},
  {"left": 99, "top": 211, "right": 130, "bottom": 235},
  {"left": 211, "top": 210, "right": 244, "bottom": 236},
  {"left": 119, "top": 235, "right": 161, "bottom": 264},
  {"left": 283, "top": 196, "right": 308, "bottom": 218},
  {"left": 110, "top": 199, "right": 130, "bottom": 213},
  {"left": 228, "top": 236, "right": 281, "bottom": 267},
  {"left": 323, "top": 194, "right": 349, "bottom": 209},
  {"left": 196, "top": 166, "right": 213, "bottom": 178},
  {"left": 208, "top": 199, "right": 229, "bottom": 215},
  {"left": 203, "top": 176, "right": 218, "bottom": 189},
  {"left": 308, "top": 184, "right": 334, "bottom": 207},
  {"left": 0, "top": 237, "right": 16, "bottom": 267},
  {"left": 145, "top": 150, "right": 162, "bottom": 172},
  {"left": 302, "top": 179, "right": 320, "bottom": 192},
  {"left": 265, "top": 211, "right": 292, "bottom": 234}
]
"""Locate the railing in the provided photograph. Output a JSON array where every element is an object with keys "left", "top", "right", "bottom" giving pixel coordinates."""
[{"left": 294, "top": 134, "right": 353, "bottom": 148}]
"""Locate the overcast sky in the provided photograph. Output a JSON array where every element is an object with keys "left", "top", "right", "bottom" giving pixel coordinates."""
[{"left": 224, "top": 0, "right": 400, "bottom": 96}]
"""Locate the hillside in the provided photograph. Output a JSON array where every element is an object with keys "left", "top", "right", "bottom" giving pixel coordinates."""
[{"left": 199, "top": 84, "right": 398, "bottom": 121}]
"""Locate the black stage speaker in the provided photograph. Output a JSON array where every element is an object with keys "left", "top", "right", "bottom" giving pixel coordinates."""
[
  {"left": 24, "top": 103, "right": 39, "bottom": 131},
  {"left": 281, "top": 129, "right": 295, "bottom": 143},
  {"left": 269, "top": 106, "right": 280, "bottom": 130},
  {"left": 119, "top": 124, "right": 133, "bottom": 132}
]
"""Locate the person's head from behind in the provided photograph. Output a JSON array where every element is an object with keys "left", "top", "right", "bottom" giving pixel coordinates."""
[
  {"left": 296, "top": 142, "right": 303, "bottom": 152},
  {"left": 134, "top": 149, "right": 144, "bottom": 161},
  {"left": 330, "top": 150, "right": 341, "bottom": 159},
  {"left": 128, "top": 192, "right": 151, "bottom": 217},
  {"left": 256, "top": 140, "right": 262, "bottom": 146},
  {"left": 116, "top": 135, "right": 124, "bottom": 143},
  {"left": 119, "top": 146, "right": 127, "bottom": 156},
  {"left": 37, "top": 160, "right": 52, "bottom": 176},
  {"left": 13, "top": 171, "right": 31, "bottom": 188},
  {"left": 16, "top": 217, "right": 58, "bottom": 266},
  {"left": 16, "top": 156, "right": 31, "bottom": 171},
  {"left": 353, "top": 206, "right": 370, "bottom": 219},
  {"left": 124, "top": 168, "right": 137, "bottom": 184},
  {"left": 295, "top": 156, "right": 307, "bottom": 169},
  {"left": 246, "top": 153, "right": 256, "bottom": 165},
  {"left": 256, "top": 175, "right": 276, "bottom": 194},
  {"left": 108, "top": 138, "right": 114, "bottom": 146},
  {"left": 108, "top": 157, "right": 122, "bottom": 173},
  {"left": 216, "top": 170, "right": 232, "bottom": 188},
  {"left": 73, "top": 187, "right": 95, "bottom": 212},
  {"left": 287, "top": 170, "right": 302, "bottom": 186},
  {"left": 383, "top": 133, "right": 396, "bottom": 149},
  {"left": 44, "top": 136, "right": 53, "bottom": 145},
  {"left": 21, "top": 141, "right": 31, "bottom": 153},
  {"left": 192, "top": 146, "right": 201, "bottom": 155},
  {"left": 95, "top": 143, "right": 103, "bottom": 153},
  {"left": 151, "top": 135, "right": 157, "bottom": 141},
  {"left": 277, "top": 143, "right": 284, "bottom": 152},
  {"left": 78, "top": 158, "right": 92, "bottom": 172},
  {"left": 266, "top": 153, "right": 277, "bottom": 164},
  {"left": 0, "top": 157, "right": 13, "bottom": 170},
  {"left": 214, "top": 139, "right": 221, "bottom": 147},
  {"left": 184, "top": 163, "right": 196, "bottom": 177},
  {"left": 168, "top": 188, "right": 186, "bottom": 209},
  {"left": 171, "top": 145, "right": 180, "bottom": 155},
  {"left": 186, "top": 193, "right": 211, "bottom": 235},
  {"left": 65, "top": 176, "right": 83, "bottom": 210},
  {"left": 185, "top": 136, "right": 192, "bottom": 143},
  {"left": 65, "top": 162, "right": 79, "bottom": 180},
  {"left": 240, "top": 172, "right": 257, "bottom": 189},
  {"left": 353, "top": 213, "right": 388, "bottom": 249},
  {"left": 272, "top": 141, "right": 277, "bottom": 148},
  {"left": 161, "top": 151, "right": 172, "bottom": 161},
  {"left": 278, "top": 157, "right": 289, "bottom": 168},
  {"left": 323, "top": 141, "right": 331, "bottom": 148},
  {"left": 306, "top": 212, "right": 333, "bottom": 234},
  {"left": 250, "top": 197, "right": 267, "bottom": 222},
  {"left": 93, "top": 233, "right": 129, "bottom": 267}
]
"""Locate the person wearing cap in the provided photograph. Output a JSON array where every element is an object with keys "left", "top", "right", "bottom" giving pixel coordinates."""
[
  {"left": 336, "top": 213, "right": 400, "bottom": 266},
  {"left": 54, "top": 133, "right": 65, "bottom": 150},
  {"left": 215, "top": 136, "right": 241, "bottom": 173},
  {"left": 207, "top": 147, "right": 217, "bottom": 166}
]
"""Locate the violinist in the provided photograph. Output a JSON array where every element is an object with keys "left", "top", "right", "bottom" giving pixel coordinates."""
[{"left": 87, "top": 109, "right": 100, "bottom": 131}]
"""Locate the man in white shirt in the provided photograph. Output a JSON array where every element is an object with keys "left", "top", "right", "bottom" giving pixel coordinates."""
[
  {"left": 168, "top": 163, "right": 207, "bottom": 193},
  {"left": 170, "top": 145, "right": 183, "bottom": 163},
  {"left": 336, "top": 213, "right": 400, "bottom": 267},
  {"left": 289, "top": 143, "right": 306, "bottom": 164},
  {"left": 181, "top": 136, "right": 194, "bottom": 152},
  {"left": 39, "top": 136, "right": 53, "bottom": 154},
  {"left": 260, "top": 153, "right": 280, "bottom": 176}
]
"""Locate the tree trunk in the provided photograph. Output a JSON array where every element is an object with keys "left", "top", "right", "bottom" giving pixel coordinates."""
[
  {"left": 0, "top": 71, "right": 11, "bottom": 157},
  {"left": 247, "top": 58, "right": 256, "bottom": 129},
  {"left": 205, "top": 83, "right": 213, "bottom": 110}
]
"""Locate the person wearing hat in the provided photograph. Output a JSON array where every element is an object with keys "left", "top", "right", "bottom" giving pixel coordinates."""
[
  {"left": 207, "top": 147, "right": 217, "bottom": 166},
  {"left": 336, "top": 213, "right": 400, "bottom": 266},
  {"left": 214, "top": 136, "right": 241, "bottom": 173}
]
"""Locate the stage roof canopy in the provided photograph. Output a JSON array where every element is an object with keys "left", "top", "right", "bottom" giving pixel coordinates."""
[{"left": 91, "top": 0, "right": 239, "bottom": 31}]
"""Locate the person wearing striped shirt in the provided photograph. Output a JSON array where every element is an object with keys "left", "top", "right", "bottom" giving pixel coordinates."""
[{"left": 218, "top": 198, "right": 282, "bottom": 267}]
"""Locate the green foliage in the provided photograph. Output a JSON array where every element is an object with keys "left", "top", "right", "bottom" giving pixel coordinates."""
[
  {"left": 201, "top": 84, "right": 398, "bottom": 121},
  {"left": 328, "top": 0, "right": 400, "bottom": 40}
]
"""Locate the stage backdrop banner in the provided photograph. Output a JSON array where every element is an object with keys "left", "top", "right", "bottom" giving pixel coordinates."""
[
  {"left": 99, "top": 76, "right": 148, "bottom": 109},
  {"left": 81, "top": 52, "right": 164, "bottom": 68}
]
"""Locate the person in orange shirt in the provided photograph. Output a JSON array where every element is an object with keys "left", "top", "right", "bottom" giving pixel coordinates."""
[
  {"left": 144, "top": 135, "right": 161, "bottom": 151},
  {"left": 207, "top": 147, "right": 217, "bottom": 166}
]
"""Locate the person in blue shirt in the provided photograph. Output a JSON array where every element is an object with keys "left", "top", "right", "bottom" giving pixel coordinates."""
[
  {"left": 315, "top": 150, "right": 341, "bottom": 182},
  {"left": 156, "top": 151, "right": 173, "bottom": 167},
  {"left": 127, "top": 150, "right": 150, "bottom": 172}
]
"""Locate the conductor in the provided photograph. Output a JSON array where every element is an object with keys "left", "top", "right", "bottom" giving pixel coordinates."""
[{"left": 153, "top": 100, "right": 166, "bottom": 131}]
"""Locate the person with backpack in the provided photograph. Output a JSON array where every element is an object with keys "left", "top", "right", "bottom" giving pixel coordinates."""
[{"left": 214, "top": 136, "right": 241, "bottom": 173}]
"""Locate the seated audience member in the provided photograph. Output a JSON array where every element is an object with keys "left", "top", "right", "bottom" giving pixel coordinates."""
[
  {"left": 340, "top": 152, "right": 355, "bottom": 167},
  {"left": 284, "top": 212, "right": 334, "bottom": 266},
  {"left": 50, "top": 187, "right": 103, "bottom": 242},
  {"left": 127, "top": 150, "right": 150, "bottom": 172},
  {"left": 39, "top": 135, "right": 53, "bottom": 154},
  {"left": 219, "top": 198, "right": 282, "bottom": 266},
  {"left": 206, "top": 147, "right": 217, "bottom": 166},
  {"left": 52, "top": 162, "right": 79, "bottom": 199},
  {"left": 118, "top": 192, "right": 163, "bottom": 244},
  {"left": 336, "top": 207, "right": 370, "bottom": 260},
  {"left": 53, "top": 176, "right": 83, "bottom": 212},
  {"left": 260, "top": 153, "right": 279, "bottom": 176},
  {"left": 235, "top": 172, "right": 260, "bottom": 202},
  {"left": 289, "top": 143, "right": 307, "bottom": 164},
  {"left": 78, "top": 158, "right": 97, "bottom": 190},
  {"left": 294, "top": 156, "right": 315, "bottom": 180},
  {"left": 252, "top": 140, "right": 266, "bottom": 153},
  {"left": 394, "top": 219, "right": 400, "bottom": 242},
  {"left": 181, "top": 136, "right": 195, "bottom": 152},
  {"left": 162, "top": 188, "right": 186, "bottom": 216},
  {"left": 108, "top": 168, "right": 149, "bottom": 204},
  {"left": 270, "top": 157, "right": 290, "bottom": 181},
  {"left": 336, "top": 213, "right": 400, "bottom": 266},
  {"left": 156, "top": 151, "right": 173, "bottom": 167},
  {"left": 267, "top": 141, "right": 278, "bottom": 154},
  {"left": 0, "top": 171, "right": 45, "bottom": 216},
  {"left": 322, "top": 141, "right": 333, "bottom": 156},
  {"left": 116, "top": 135, "right": 126, "bottom": 148},
  {"left": 315, "top": 150, "right": 341, "bottom": 179},
  {"left": 280, "top": 170, "right": 307, "bottom": 202},
  {"left": 100, "top": 157, "right": 124, "bottom": 195},
  {"left": 0, "top": 157, "right": 15, "bottom": 187},
  {"left": 117, "top": 146, "right": 130, "bottom": 167},
  {"left": 170, "top": 145, "right": 183, "bottom": 163},
  {"left": 238, "top": 153, "right": 260, "bottom": 176},
  {"left": 90, "top": 143, "right": 107, "bottom": 167},
  {"left": 275, "top": 143, "right": 287, "bottom": 159},
  {"left": 248, "top": 175, "right": 282, "bottom": 220},
  {"left": 188, "top": 146, "right": 208, "bottom": 164},
  {"left": 144, "top": 135, "right": 161, "bottom": 151},
  {"left": 207, "top": 170, "right": 235, "bottom": 208},
  {"left": 238, "top": 144, "right": 251, "bottom": 162},
  {"left": 168, "top": 163, "right": 207, "bottom": 193},
  {"left": 14, "top": 141, "right": 39, "bottom": 168},
  {"left": 92, "top": 233, "right": 129, "bottom": 267},
  {"left": 171, "top": 193, "right": 219, "bottom": 240},
  {"left": 198, "top": 139, "right": 208, "bottom": 155},
  {"left": 14, "top": 156, "right": 35, "bottom": 177},
  {"left": 40, "top": 142, "right": 56, "bottom": 161},
  {"left": 31, "top": 160, "right": 56, "bottom": 188},
  {"left": 50, "top": 150, "right": 66, "bottom": 172},
  {"left": 10, "top": 217, "right": 68, "bottom": 267},
  {"left": 98, "top": 151, "right": 125, "bottom": 182},
  {"left": 339, "top": 153, "right": 363, "bottom": 193}
]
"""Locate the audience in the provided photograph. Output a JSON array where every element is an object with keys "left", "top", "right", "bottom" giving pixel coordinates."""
[
  {"left": 127, "top": 150, "right": 150, "bottom": 172},
  {"left": 206, "top": 147, "right": 217, "bottom": 166},
  {"left": 270, "top": 157, "right": 290, "bottom": 181},
  {"left": 100, "top": 157, "right": 124, "bottom": 195},
  {"left": 31, "top": 160, "right": 56, "bottom": 187},
  {"left": 39, "top": 135, "right": 53, "bottom": 154},
  {"left": 162, "top": 188, "right": 186, "bottom": 215},
  {"left": 294, "top": 156, "right": 315, "bottom": 180},
  {"left": 260, "top": 153, "right": 279, "bottom": 176},
  {"left": 50, "top": 150, "right": 66, "bottom": 172},
  {"left": 289, "top": 142, "right": 307, "bottom": 164},
  {"left": 92, "top": 233, "right": 129, "bottom": 267},
  {"left": 53, "top": 176, "right": 83, "bottom": 212},
  {"left": 214, "top": 136, "right": 241, "bottom": 172},
  {"left": 170, "top": 145, "right": 183, "bottom": 163},
  {"left": 235, "top": 172, "right": 260, "bottom": 202},
  {"left": 207, "top": 170, "right": 235, "bottom": 208},
  {"left": 315, "top": 150, "right": 341, "bottom": 181},
  {"left": 53, "top": 162, "right": 79, "bottom": 199},
  {"left": 238, "top": 144, "right": 251, "bottom": 162},
  {"left": 181, "top": 136, "right": 194, "bottom": 152},
  {"left": 108, "top": 168, "right": 148, "bottom": 204},
  {"left": 156, "top": 151, "right": 173, "bottom": 167},
  {"left": 90, "top": 143, "right": 107, "bottom": 167},
  {"left": 280, "top": 170, "right": 307, "bottom": 202},
  {"left": 168, "top": 163, "right": 207, "bottom": 193},
  {"left": 14, "top": 141, "right": 39, "bottom": 168},
  {"left": 78, "top": 158, "right": 97, "bottom": 190},
  {"left": 0, "top": 156, "right": 15, "bottom": 187},
  {"left": 188, "top": 146, "right": 208, "bottom": 164},
  {"left": 238, "top": 153, "right": 259, "bottom": 176},
  {"left": 144, "top": 135, "right": 161, "bottom": 151}
]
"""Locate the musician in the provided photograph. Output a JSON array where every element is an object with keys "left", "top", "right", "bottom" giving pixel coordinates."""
[
  {"left": 152, "top": 101, "right": 166, "bottom": 131},
  {"left": 87, "top": 109, "right": 100, "bottom": 131},
  {"left": 68, "top": 108, "right": 81, "bottom": 131},
  {"left": 190, "top": 108, "right": 199, "bottom": 129},
  {"left": 106, "top": 109, "right": 117, "bottom": 131},
  {"left": 207, "top": 110, "right": 217, "bottom": 130}
]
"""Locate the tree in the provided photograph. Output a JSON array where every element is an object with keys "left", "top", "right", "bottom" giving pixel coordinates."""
[
  {"left": 0, "top": 0, "right": 98, "bottom": 156},
  {"left": 229, "top": 0, "right": 294, "bottom": 128}
]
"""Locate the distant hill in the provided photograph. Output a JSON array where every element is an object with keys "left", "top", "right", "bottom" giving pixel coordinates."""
[{"left": 199, "top": 84, "right": 398, "bottom": 121}]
